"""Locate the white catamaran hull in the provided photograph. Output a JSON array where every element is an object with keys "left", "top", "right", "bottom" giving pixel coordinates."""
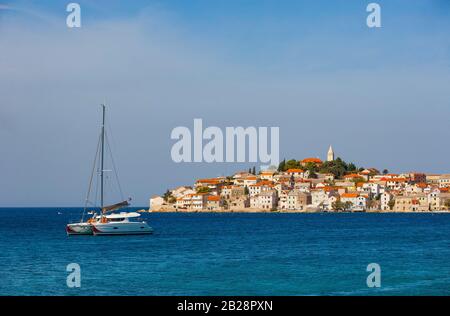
[
  {"left": 66, "top": 223, "right": 93, "bottom": 235},
  {"left": 92, "top": 221, "right": 153, "bottom": 235}
]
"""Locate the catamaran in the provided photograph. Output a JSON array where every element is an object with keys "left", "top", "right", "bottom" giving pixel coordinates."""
[
  {"left": 91, "top": 212, "right": 153, "bottom": 235},
  {"left": 66, "top": 105, "right": 153, "bottom": 236}
]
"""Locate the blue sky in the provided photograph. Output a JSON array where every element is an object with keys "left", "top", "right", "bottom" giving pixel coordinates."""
[{"left": 0, "top": 1, "right": 449, "bottom": 206}]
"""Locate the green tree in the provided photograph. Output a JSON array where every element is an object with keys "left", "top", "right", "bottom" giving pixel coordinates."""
[
  {"left": 244, "top": 186, "right": 249, "bottom": 195},
  {"left": 168, "top": 196, "right": 176, "bottom": 204},
  {"left": 366, "top": 199, "right": 376, "bottom": 210},
  {"left": 444, "top": 199, "right": 450, "bottom": 210},
  {"left": 332, "top": 200, "right": 344, "bottom": 211},
  {"left": 303, "top": 161, "right": 318, "bottom": 172},
  {"left": 350, "top": 177, "right": 366, "bottom": 183},
  {"left": 285, "top": 159, "right": 302, "bottom": 170},
  {"left": 343, "top": 201, "right": 353, "bottom": 211},
  {"left": 347, "top": 163, "right": 357, "bottom": 172},
  {"left": 383, "top": 169, "right": 389, "bottom": 175},
  {"left": 317, "top": 157, "right": 353, "bottom": 178},
  {"left": 278, "top": 159, "right": 286, "bottom": 172},
  {"left": 252, "top": 166, "right": 256, "bottom": 175},
  {"left": 221, "top": 198, "right": 228, "bottom": 210},
  {"left": 162, "top": 189, "right": 172, "bottom": 202},
  {"left": 388, "top": 200, "right": 395, "bottom": 210},
  {"left": 196, "top": 186, "right": 211, "bottom": 194}
]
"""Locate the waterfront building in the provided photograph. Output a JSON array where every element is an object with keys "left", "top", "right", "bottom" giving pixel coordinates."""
[
  {"left": 177, "top": 194, "right": 195, "bottom": 209},
  {"left": 380, "top": 192, "right": 393, "bottom": 210},
  {"left": 206, "top": 195, "right": 222, "bottom": 211},
  {"left": 286, "top": 190, "right": 311, "bottom": 211},
  {"left": 277, "top": 190, "right": 289, "bottom": 210},
  {"left": 250, "top": 190, "right": 278, "bottom": 210},
  {"left": 248, "top": 181, "right": 274, "bottom": 197},
  {"left": 428, "top": 190, "right": 450, "bottom": 211},
  {"left": 150, "top": 195, "right": 164, "bottom": 210},
  {"left": 228, "top": 197, "right": 249, "bottom": 210},
  {"left": 393, "top": 196, "right": 415, "bottom": 212},
  {"left": 274, "top": 182, "right": 290, "bottom": 196},
  {"left": 191, "top": 193, "right": 208, "bottom": 210},
  {"left": 439, "top": 174, "right": 450, "bottom": 188},
  {"left": 355, "top": 195, "right": 368, "bottom": 211},
  {"left": 340, "top": 193, "right": 359, "bottom": 210},
  {"left": 311, "top": 188, "right": 337, "bottom": 210},
  {"left": 231, "top": 186, "right": 246, "bottom": 199},
  {"left": 220, "top": 185, "right": 233, "bottom": 199}
]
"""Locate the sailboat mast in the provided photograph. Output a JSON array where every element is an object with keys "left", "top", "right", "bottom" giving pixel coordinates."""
[{"left": 100, "top": 104, "right": 106, "bottom": 211}]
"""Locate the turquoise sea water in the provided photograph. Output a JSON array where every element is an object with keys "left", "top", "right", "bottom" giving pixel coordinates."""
[{"left": 0, "top": 208, "right": 449, "bottom": 295}]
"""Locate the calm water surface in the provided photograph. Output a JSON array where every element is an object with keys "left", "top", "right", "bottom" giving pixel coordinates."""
[{"left": 1, "top": 208, "right": 449, "bottom": 295}]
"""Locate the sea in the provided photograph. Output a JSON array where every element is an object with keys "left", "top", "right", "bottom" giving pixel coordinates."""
[{"left": 1, "top": 207, "right": 450, "bottom": 296}]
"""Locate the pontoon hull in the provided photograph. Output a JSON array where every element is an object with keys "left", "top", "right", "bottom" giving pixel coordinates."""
[
  {"left": 92, "top": 221, "right": 153, "bottom": 235},
  {"left": 66, "top": 223, "right": 93, "bottom": 235}
]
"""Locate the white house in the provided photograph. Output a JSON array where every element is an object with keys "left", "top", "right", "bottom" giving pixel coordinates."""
[
  {"left": 260, "top": 170, "right": 277, "bottom": 181},
  {"left": 286, "top": 190, "right": 311, "bottom": 211},
  {"left": 149, "top": 195, "right": 164, "bottom": 210},
  {"left": 362, "top": 182, "right": 383, "bottom": 197},
  {"left": 250, "top": 190, "right": 277, "bottom": 210},
  {"left": 171, "top": 186, "right": 194, "bottom": 198},
  {"left": 439, "top": 174, "right": 450, "bottom": 188},
  {"left": 243, "top": 176, "right": 258, "bottom": 186},
  {"left": 286, "top": 168, "right": 304, "bottom": 178},
  {"left": 191, "top": 193, "right": 208, "bottom": 210},
  {"left": 277, "top": 190, "right": 289, "bottom": 210},
  {"left": 380, "top": 192, "right": 392, "bottom": 211},
  {"left": 311, "top": 189, "right": 337, "bottom": 210},
  {"left": 340, "top": 193, "right": 359, "bottom": 210}
]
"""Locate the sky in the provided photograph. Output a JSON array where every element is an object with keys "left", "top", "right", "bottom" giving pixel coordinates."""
[{"left": 0, "top": 0, "right": 449, "bottom": 207}]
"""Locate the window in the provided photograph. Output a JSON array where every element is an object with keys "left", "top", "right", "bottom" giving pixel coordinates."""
[{"left": 110, "top": 218, "right": 125, "bottom": 222}]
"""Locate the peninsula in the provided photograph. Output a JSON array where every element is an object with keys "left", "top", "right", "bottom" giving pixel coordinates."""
[{"left": 150, "top": 146, "right": 450, "bottom": 213}]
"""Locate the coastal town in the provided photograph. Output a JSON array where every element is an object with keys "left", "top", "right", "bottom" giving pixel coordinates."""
[{"left": 150, "top": 146, "right": 450, "bottom": 213}]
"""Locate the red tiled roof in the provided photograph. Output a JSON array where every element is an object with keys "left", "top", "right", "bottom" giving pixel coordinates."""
[
  {"left": 301, "top": 158, "right": 322, "bottom": 164},
  {"left": 287, "top": 168, "right": 304, "bottom": 173},
  {"left": 341, "top": 193, "right": 358, "bottom": 198},
  {"left": 196, "top": 178, "right": 220, "bottom": 184},
  {"left": 344, "top": 174, "right": 360, "bottom": 179}
]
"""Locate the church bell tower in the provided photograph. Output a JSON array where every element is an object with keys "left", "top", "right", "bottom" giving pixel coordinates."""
[{"left": 327, "top": 145, "right": 334, "bottom": 162}]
